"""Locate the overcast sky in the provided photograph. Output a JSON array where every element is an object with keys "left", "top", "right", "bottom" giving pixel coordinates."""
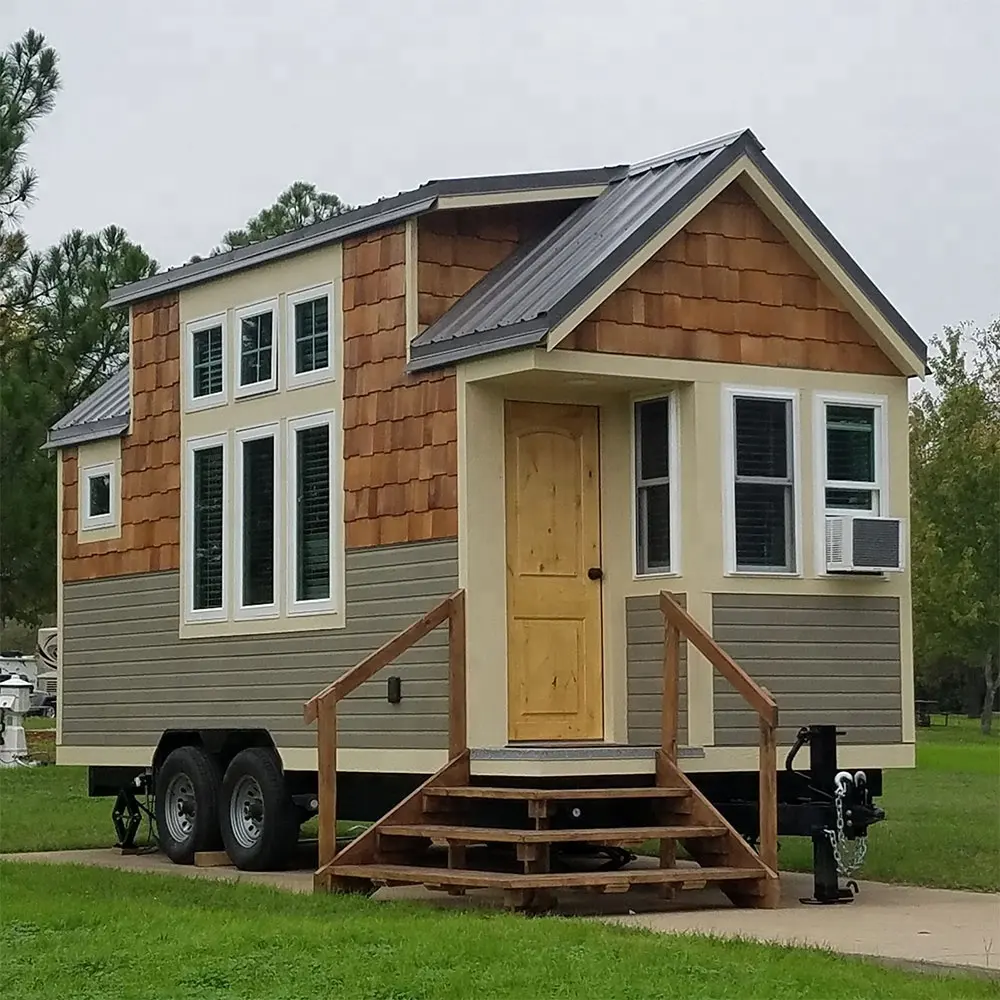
[{"left": 6, "top": 1, "right": 998, "bottom": 340}]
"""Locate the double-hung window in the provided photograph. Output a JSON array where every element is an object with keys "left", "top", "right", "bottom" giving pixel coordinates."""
[
  {"left": 187, "top": 434, "right": 227, "bottom": 619},
  {"left": 236, "top": 425, "right": 279, "bottom": 617},
  {"left": 819, "top": 397, "right": 885, "bottom": 515},
  {"left": 288, "top": 412, "right": 337, "bottom": 613},
  {"left": 634, "top": 396, "right": 678, "bottom": 574},
  {"left": 235, "top": 300, "right": 278, "bottom": 397},
  {"left": 187, "top": 315, "right": 226, "bottom": 409},
  {"left": 287, "top": 285, "right": 334, "bottom": 387},
  {"left": 725, "top": 389, "right": 799, "bottom": 573}
]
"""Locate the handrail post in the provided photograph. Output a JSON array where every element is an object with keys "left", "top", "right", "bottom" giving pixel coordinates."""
[
  {"left": 317, "top": 697, "right": 337, "bottom": 869},
  {"left": 758, "top": 715, "right": 777, "bottom": 872},
  {"left": 448, "top": 591, "right": 467, "bottom": 759},
  {"left": 661, "top": 620, "right": 680, "bottom": 763}
]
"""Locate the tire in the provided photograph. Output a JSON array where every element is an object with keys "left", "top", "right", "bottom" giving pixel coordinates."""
[
  {"left": 43, "top": 705, "right": 56, "bottom": 719},
  {"left": 154, "top": 745, "right": 222, "bottom": 864},
  {"left": 220, "top": 748, "right": 299, "bottom": 871}
]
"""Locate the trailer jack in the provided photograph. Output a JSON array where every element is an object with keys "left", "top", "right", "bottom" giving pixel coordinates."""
[
  {"left": 785, "top": 724, "right": 885, "bottom": 904},
  {"left": 112, "top": 771, "right": 154, "bottom": 850}
]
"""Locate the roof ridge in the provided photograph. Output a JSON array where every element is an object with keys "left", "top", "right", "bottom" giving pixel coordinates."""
[{"left": 626, "top": 128, "right": 761, "bottom": 177}]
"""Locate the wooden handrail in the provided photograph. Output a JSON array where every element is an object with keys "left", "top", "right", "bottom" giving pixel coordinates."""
[
  {"left": 303, "top": 589, "right": 467, "bottom": 870},
  {"left": 659, "top": 592, "right": 777, "bottom": 727},
  {"left": 659, "top": 591, "right": 779, "bottom": 873}
]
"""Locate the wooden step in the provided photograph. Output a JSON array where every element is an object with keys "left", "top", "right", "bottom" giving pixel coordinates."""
[
  {"left": 330, "top": 863, "right": 766, "bottom": 892},
  {"left": 379, "top": 823, "right": 726, "bottom": 844},
  {"left": 423, "top": 786, "right": 689, "bottom": 802}
]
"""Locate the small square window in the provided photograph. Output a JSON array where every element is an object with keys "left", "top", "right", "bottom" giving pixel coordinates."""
[
  {"left": 234, "top": 301, "right": 278, "bottom": 397},
  {"left": 287, "top": 286, "right": 334, "bottom": 388},
  {"left": 80, "top": 463, "right": 117, "bottom": 531}
]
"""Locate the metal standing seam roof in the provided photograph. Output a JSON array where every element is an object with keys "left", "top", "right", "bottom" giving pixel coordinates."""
[
  {"left": 45, "top": 367, "right": 130, "bottom": 449},
  {"left": 103, "top": 166, "right": 625, "bottom": 309},
  {"left": 408, "top": 129, "right": 927, "bottom": 371}
]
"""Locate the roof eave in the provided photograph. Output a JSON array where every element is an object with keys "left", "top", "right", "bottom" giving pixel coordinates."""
[
  {"left": 407, "top": 320, "right": 550, "bottom": 373},
  {"left": 44, "top": 416, "right": 129, "bottom": 450}
]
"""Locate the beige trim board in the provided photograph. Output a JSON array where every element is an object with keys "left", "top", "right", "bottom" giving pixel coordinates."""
[
  {"left": 434, "top": 185, "right": 608, "bottom": 211},
  {"left": 687, "top": 742, "right": 915, "bottom": 773},
  {"left": 545, "top": 156, "right": 750, "bottom": 351},
  {"left": 472, "top": 756, "right": 657, "bottom": 778},
  {"left": 404, "top": 217, "right": 418, "bottom": 358},
  {"left": 58, "top": 745, "right": 156, "bottom": 767},
  {"left": 277, "top": 747, "right": 447, "bottom": 773}
]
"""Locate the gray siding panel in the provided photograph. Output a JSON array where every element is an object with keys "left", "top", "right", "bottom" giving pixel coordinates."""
[
  {"left": 712, "top": 593, "right": 902, "bottom": 746},
  {"left": 626, "top": 595, "right": 688, "bottom": 746},
  {"left": 63, "top": 539, "right": 458, "bottom": 750}
]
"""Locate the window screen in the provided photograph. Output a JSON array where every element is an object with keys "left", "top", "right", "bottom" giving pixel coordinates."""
[
  {"left": 635, "top": 398, "right": 671, "bottom": 573},
  {"left": 193, "top": 446, "right": 224, "bottom": 609},
  {"left": 240, "top": 312, "right": 274, "bottom": 386},
  {"left": 733, "top": 397, "right": 794, "bottom": 571},
  {"left": 296, "top": 424, "right": 331, "bottom": 602},
  {"left": 88, "top": 474, "right": 111, "bottom": 517},
  {"left": 242, "top": 437, "right": 275, "bottom": 607},
  {"left": 825, "top": 404, "right": 877, "bottom": 511},
  {"left": 295, "top": 297, "right": 330, "bottom": 374},
  {"left": 192, "top": 326, "right": 223, "bottom": 397}
]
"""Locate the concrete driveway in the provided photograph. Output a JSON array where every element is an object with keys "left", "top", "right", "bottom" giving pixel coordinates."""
[{"left": 4, "top": 849, "right": 998, "bottom": 975}]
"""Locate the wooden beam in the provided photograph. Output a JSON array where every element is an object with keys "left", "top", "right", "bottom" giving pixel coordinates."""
[
  {"left": 660, "top": 591, "right": 777, "bottom": 727},
  {"left": 194, "top": 851, "right": 232, "bottom": 868},
  {"left": 758, "top": 716, "right": 778, "bottom": 873},
  {"left": 304, "top": 592, "right": 458, "bottom": 724},
  {"left": 662, "top": 621, "right": 680, "bottom": 762},
  {"left": 448, "top": 590, "right": 467, "bottom": 759},
  {"left": 317, "top": 700, "right": 337, "bottom": 871}
]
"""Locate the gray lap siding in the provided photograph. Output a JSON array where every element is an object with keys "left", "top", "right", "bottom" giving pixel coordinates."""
[
  {"left": 712, "top": 593, "right": 903, "bottom": 746},
  {"left": 62, "top": 539, "right": 458, "bottom": 750}
]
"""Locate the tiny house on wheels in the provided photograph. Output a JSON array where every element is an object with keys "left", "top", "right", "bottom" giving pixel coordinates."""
[{"left": 48, "top": 130, "right": 921, "bottom": 910}]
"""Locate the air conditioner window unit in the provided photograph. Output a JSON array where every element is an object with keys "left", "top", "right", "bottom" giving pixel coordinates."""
[{"left": 826, "top": 515, "right": 905, "bottom": 573}]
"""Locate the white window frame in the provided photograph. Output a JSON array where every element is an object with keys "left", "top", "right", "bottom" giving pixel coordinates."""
[
  {"left": 286, "top": 283, "right": 335, "bottom": 389},
  {"left": 185, "top": 313, "right": 228, "bottom": 412},
  {"left": 80, "top": 462, "right": 116, "bottom": 531},
  {"left": 235, "top": 423, "right": 280, "bottom": 620},
  {"left": 631, "top": 392, "right": 681, "bottom": 577},
  {"left": 813, "top": 390, "right": 890, "bottom": 576},
  {"left": 233, "top": 298, "right": 279, "bottom": 399},
  {"left": 722, "top": 385, "right": 802, "bottom": 577},
  {"left": 286, "top": 410, "right": 341, "bottom": 616},
  {"left": 183, "top": 431, "right": 229, "bottom": 623}
]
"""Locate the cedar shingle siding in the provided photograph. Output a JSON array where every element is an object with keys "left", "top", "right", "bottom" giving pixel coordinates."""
[
  {"left": 62, "top": 294, "right": 181, "bottom": 580},
  {"left": 560, "top": 184, "right": 898, "bottom": 375}
]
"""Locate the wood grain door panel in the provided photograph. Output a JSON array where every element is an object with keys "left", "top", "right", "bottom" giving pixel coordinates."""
[{"left": 505, "top": 401, "right": 603, "bottom": 741}]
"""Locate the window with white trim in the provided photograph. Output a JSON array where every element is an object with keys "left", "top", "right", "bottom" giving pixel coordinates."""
[
  {"left": 236, "top": 426, "right": 278, "bottom": 616},
  {"left": 288, "top": 413, "right": 336, "bottom": 613},
  {"left": 186, "top": 314, "right": 227, "bottom": 410},
  {"left": 726, "top": 391, "right": 798, "bottom": 573},
  {"left": 634, "top": 396, "right": 677, "bottom": 574},
  {"left": 81, "top": 462, "right": 116, "bottom": 530},
  {"left": 235, "top": 300, "right": 278, "bottom": 396},
  {"left": 287, "top": 285, "right": 334, "bottom": 386},
  {"left": 822, "top": 401, "right": 883, "bottom": 514},
  {"left": 190, "top": 439, "right": 226, "bottom": 614}
]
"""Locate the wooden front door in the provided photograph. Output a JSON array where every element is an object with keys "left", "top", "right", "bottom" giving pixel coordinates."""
[{"left": 505, "top": 401, "right": 603, "bottom": 741}]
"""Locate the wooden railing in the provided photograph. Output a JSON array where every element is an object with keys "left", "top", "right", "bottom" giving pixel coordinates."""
[
  {"left": 303, "top": 590, "right": 467, "bottom": 869},
  {"left": 659, "top": 592, "right": 779, "bottom": 871}
]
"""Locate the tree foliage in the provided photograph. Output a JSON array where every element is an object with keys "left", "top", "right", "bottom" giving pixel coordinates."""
[
  {"left": 910, "top": 321, "right": 1000, "bottom": 732},
  {"left": 217, "top": 181, "right": 350, "bottom": 252}
]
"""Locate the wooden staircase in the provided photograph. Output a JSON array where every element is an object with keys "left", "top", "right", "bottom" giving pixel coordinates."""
[{"left": 304, "top": 591, "right": 780, "bottom": 911}]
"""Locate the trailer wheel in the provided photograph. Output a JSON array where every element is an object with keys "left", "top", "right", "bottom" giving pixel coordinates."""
[
  {"left": 154, "top": 745, "right": 222, "bottom": 864},
  {"left": 220, "top": 747, "right": 298, "bottom": 871}
]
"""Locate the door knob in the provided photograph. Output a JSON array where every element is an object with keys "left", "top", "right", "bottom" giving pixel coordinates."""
[{"left": 587, "top": 567, "right": 604, "bottom": 581}]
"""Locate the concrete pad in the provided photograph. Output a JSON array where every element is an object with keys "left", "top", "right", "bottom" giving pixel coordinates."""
[{"left": 4, "top": 849, "right": 998, "bottom": 973}]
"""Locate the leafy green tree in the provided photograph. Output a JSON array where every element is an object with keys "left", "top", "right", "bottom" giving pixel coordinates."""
[
  {"left": 910, "top": 321, "right": 1000, "bottom": 734},
  {"left": 217, "top": 181, "right": 350, "bottom": 252}
]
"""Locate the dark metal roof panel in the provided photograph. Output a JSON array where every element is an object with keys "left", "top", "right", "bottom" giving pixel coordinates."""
[
  {"left": 46, "top": 367, "right": 130, "bottom": 448},
  {"left": 104, "top": 166, "right": 624, "bottom": 309},
  {"left": 409, "top": 132, "right": 752, "bottom": 368}
]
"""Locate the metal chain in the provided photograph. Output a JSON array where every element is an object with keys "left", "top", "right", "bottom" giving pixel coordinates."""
[{"left": 823, "top": 776, "right": 868, "bottom": 877}]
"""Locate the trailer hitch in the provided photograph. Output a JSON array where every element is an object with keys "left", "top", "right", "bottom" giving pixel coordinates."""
[{"left": 787, "top": 725, "right": 885, "bottom": 904}]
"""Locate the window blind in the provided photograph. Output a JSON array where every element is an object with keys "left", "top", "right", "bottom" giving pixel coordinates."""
[
  {"left": 295, "top": 297, "right": 330, "bottom": 374},
  {"left": 242, "top": 437, "right": 275, "bottom": 606},
  {"left": 296, "top": 424, "right": 331, "bottom": 602},
  {"left": 193, "top": 446, "right": 224, "bottom": 609}
]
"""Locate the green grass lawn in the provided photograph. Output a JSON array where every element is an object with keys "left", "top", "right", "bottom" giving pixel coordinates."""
[{"left": 1, "top": 863, "right": 996, "bottom": 1000}]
